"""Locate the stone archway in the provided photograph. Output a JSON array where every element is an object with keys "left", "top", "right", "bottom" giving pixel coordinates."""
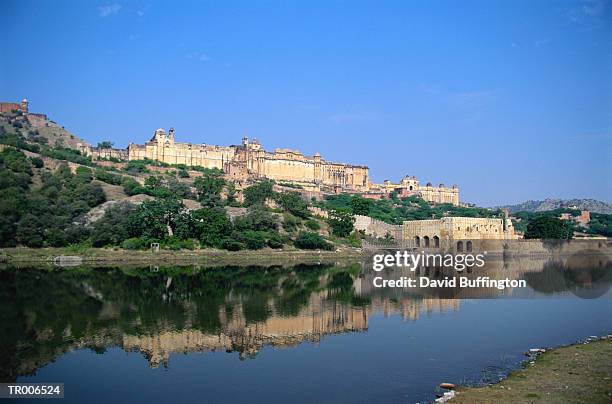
[
  {"left": 456, "top": 241, "right": 464, "bottom": 252},
  {"left": 414, "top": 236, "right": 420, "bottom": 247},
  {"left": 423, "top": 236, "right": 430, "bottom": 248},
  {"left": 433, "top": 235, "right": 440, "bottom": 248}
]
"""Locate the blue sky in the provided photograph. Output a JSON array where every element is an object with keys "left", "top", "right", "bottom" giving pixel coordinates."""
[{"left": 1, "top": 0, "right": 610, "bottom": 206}]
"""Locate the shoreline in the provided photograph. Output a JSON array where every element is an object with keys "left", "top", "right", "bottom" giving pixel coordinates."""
[
  {"left": 439, "top": 336, "right": 612, "bottom": 403},
  {"left": 0, "top": 247, "right": 363, "bottom": 267}
]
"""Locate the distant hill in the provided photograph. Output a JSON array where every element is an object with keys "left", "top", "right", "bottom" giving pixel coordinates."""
[{"left": 500, "top": 199, "right": 612, "bottom": 214}]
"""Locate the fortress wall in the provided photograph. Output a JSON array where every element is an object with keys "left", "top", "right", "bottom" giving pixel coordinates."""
[
  {"left": 418, "top": 186, "right": 459, "bottom": 205},
  {"left": 91, "top": 148, "right": 128, "bottom": 161},
  {"left": 263, "top": 158, "right": 317, "bottom": 182},
  {"left": 271, "top": 184, "right": 324, "bottom": 202},
  {"left": 40, "top": 156, "right": 80, "bottom": 173},
  {"left": 26, "top": 113, "right": 48, "bottom": 128},
  {"left": 308, "top": 206, "right": 328, "bottom": 218},
  {"left": 402, "top": 217, "right": 515, "bottom": 243},
  {"left": 369, "top": 178, "right": 460, "bottom": 205},
  {"left": 125, "top": 131, "right": 369, "bottom": 190},
  {"left": 445, "top": 217, "right": 507, "bottom": 240},
  {"left": 0, "top": 103, "right": 20, "bottom": 113},
  {"left": 354, "top": 215, "right": 402, "bottom": 239},
  {"left": 129, "top": 142, "right": 236, "bottom": 169}
]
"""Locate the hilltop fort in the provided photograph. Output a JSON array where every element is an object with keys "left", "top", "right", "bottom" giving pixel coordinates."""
[
  {"left": 1, "top": 97, "right": 460, "bottom": 205},
  {"left": 80, "top": 126, "right": 460, "bottom": 205}
]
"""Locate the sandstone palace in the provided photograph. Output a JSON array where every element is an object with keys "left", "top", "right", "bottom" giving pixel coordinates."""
[
  {"left": 79, "top": 127, "right": 460, "bottom": 205},
  {"left": 132, "top": 128, "right": 369, "bottom": 191}
]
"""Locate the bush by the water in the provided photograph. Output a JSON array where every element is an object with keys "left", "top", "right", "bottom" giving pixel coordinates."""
[{"left": 294, "top": 232, "right": 333, "bottom": 250}]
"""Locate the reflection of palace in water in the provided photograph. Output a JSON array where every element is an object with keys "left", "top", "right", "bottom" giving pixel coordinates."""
[
  {"left": 1, "top": 245, "right": 610, "bottom": 379},
  {"left": 122, "top": 296, "right": 460, "bottom": 367},
  {"left": 0, "top": 266, "right": 466, "bottom": 378},
  {"left": 123, "top": 293, "right": 369, "bottom": 366},
  {"left": 359, "top": 239, "right": 612, "bottom": 299}
]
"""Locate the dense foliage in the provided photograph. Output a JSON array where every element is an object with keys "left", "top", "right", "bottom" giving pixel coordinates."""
[
  {"left": 243, "top": 180, "right": 274, "bottom": 206},
  {"left": 320, "top": 194, "right": 500, "bottom": 225},
  {"left": 327, "top": 209, "right": 355, "bottom": 237},
  {"left": 587, "top": 213, "right": 612, "bottom": 237},
  {"left": 0, "top": 147, "right": 105, "bottom": 247},
  {"left": 294, "top": 232, "right": 333, "bottom": 250},
  {"left": 524, "top": 216, "right": 573, "bottom": 239}
]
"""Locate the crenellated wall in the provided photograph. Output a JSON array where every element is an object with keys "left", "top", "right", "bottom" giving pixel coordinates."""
[{"left": 354, "top": 215, "right": 402, "bottom": 240}]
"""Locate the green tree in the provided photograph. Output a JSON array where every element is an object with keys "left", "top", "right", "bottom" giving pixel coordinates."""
[
  {"left": 524, "top": 216, "right": 573, "bottom": 239},
  {"left": 94, "top": 168, "right": 122, "bottom": 185},
  {"left": 191, "top": 207, "right": 232, "bottom": 247},
  {"left": 75, "top": 166, "right": 93, "bottom": 183},
  {"left": 124, "top": 160, "right": 150, "bottom": 174},
  {"left": 225, "top": 182, "right": 237, "bottom": 205},
  {"left": 129, "top": 198, "right": 187, "bottom": 240},
  {"left": 305, "top": 219, "right": 320, "bottom": 230},
  {"left": 91, "top": 203, "right": 137, "bottom": 247},
  {"left": 282, "top": 213, "right": 301, "bottom": 232},
  {"left": 243, "top": 180, "right": 274, "bottom": 206},
  {"left": 327, "top": 208, "right": 355, "bottom": 237},
  {"left": 122, "top": 177, "right": 144, "bottom": 196},
  {"left": 266, "top": 231, "right": 283, "bottom": 248},
  {"left": 241, "top": 230, "right": 267, "bottom": 250},
  {"left": 194, "top": 168, "right": 226, "bottom": 207},
  {"left": 144, "top": 175, "right": 164, "bottom": 189},
  {"left": 16, "top": 214, "right": 44, "bottom": 247},
  {"left": 30, "top": 157, "right": 44, "bottom": 168},
  {"left": 349, "top": 196, "right": 373, "bottom": 216},
  {"left": 294, "top": 232, "right": 333, "bottom": 250},
  {"left": 1, "top": 148, "right": 32, "bottom": 174},
  {"left": 234, "top": 207, "right": 278, "bottom": 232},
  {"left": 97, "top": 141, "right": 114, "bottom": 148},
  {"left": 276, "top": 191, "right": 309, "bottom": 218}
]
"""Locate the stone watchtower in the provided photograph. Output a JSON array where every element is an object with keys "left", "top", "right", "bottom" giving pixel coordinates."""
[
  {"left": 313, "top": 152, "right": 321, "bottom": 181},
  {"left": 167, "top": 127, "right": 175, "bottom": 145}
]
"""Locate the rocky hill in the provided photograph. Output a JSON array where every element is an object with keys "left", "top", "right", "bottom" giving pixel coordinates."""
[
  {"left": 0, "top": 110, "right": 89, "bottom": 150},
  {"left": 500, "top": 198, "right": 612, "bottom": 214}
]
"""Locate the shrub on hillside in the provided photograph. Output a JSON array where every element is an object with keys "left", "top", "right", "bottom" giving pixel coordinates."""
[
  {"left": 294, "top": 232, "right": 333, "bottom": 250},
  {"left": 305, "top": 219, "right": 320, "bottom": 230},
  {"left": 94, "top": 168, "right": 122, "bottom": 185}
]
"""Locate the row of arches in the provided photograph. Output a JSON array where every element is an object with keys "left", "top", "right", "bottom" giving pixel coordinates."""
[
  {"left": 456, "top": 240, "right": 473, "bottom": 252},
  {"left": 414, "top": 236, "right": 439, "bottom": 248},
  {"left": 413, "top": 236, "right": 473, "bottom": 252}
]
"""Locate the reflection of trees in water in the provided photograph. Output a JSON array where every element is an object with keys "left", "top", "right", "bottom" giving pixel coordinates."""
[
  {"left": 0, "top": 264, "right": 360, "bottom": 380},
  {"left": 5, "top": 258, "right": 560, "bottom": 380},
  {"left": 523, "top": 259, "right": 612, "bottom": 295}
]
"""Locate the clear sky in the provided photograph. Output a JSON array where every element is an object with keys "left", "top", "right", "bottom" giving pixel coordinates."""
[{"left": 1, "top": 0, "right": 610, "bottom": 206}]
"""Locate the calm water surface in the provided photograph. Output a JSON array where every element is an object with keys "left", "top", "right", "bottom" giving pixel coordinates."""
[{"left": 1, "top": 255, "right": 611, "bottom": 403}]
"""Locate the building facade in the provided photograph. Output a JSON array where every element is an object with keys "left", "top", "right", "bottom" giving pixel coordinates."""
[
  {"left": 0, "top": 99, "right": 28, "bottom": 114},
  {"left": 97, "top": 128, "right": 370, "bottom": 191},
  {"left": 368, "top": 175, "right": 460, "bottom": 205},
  {"left": 79, "top": 126, "right": 460, "bottom": 199},
  {"left": 402, "top": 216, "right": 519, "bottom": 250}
]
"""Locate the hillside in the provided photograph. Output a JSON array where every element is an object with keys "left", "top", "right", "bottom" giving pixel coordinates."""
[
  {"left": 500, "top": 198, "right": 612, "bottom": 214},
  {"left": 0, "top": 110, "right": 88, "bottom": 150}
]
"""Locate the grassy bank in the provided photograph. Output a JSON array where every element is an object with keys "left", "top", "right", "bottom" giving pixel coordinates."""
[
  {"left": 450, "top": 337, "right": 612, "bottom": 403},
  {"left": 0, "top": 246, "right": 363, "bottom": 267}
]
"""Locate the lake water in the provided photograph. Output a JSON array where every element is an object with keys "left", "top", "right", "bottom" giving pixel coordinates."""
[{"left": 1, "top": 254, "right": 611, "bottom": 403}]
